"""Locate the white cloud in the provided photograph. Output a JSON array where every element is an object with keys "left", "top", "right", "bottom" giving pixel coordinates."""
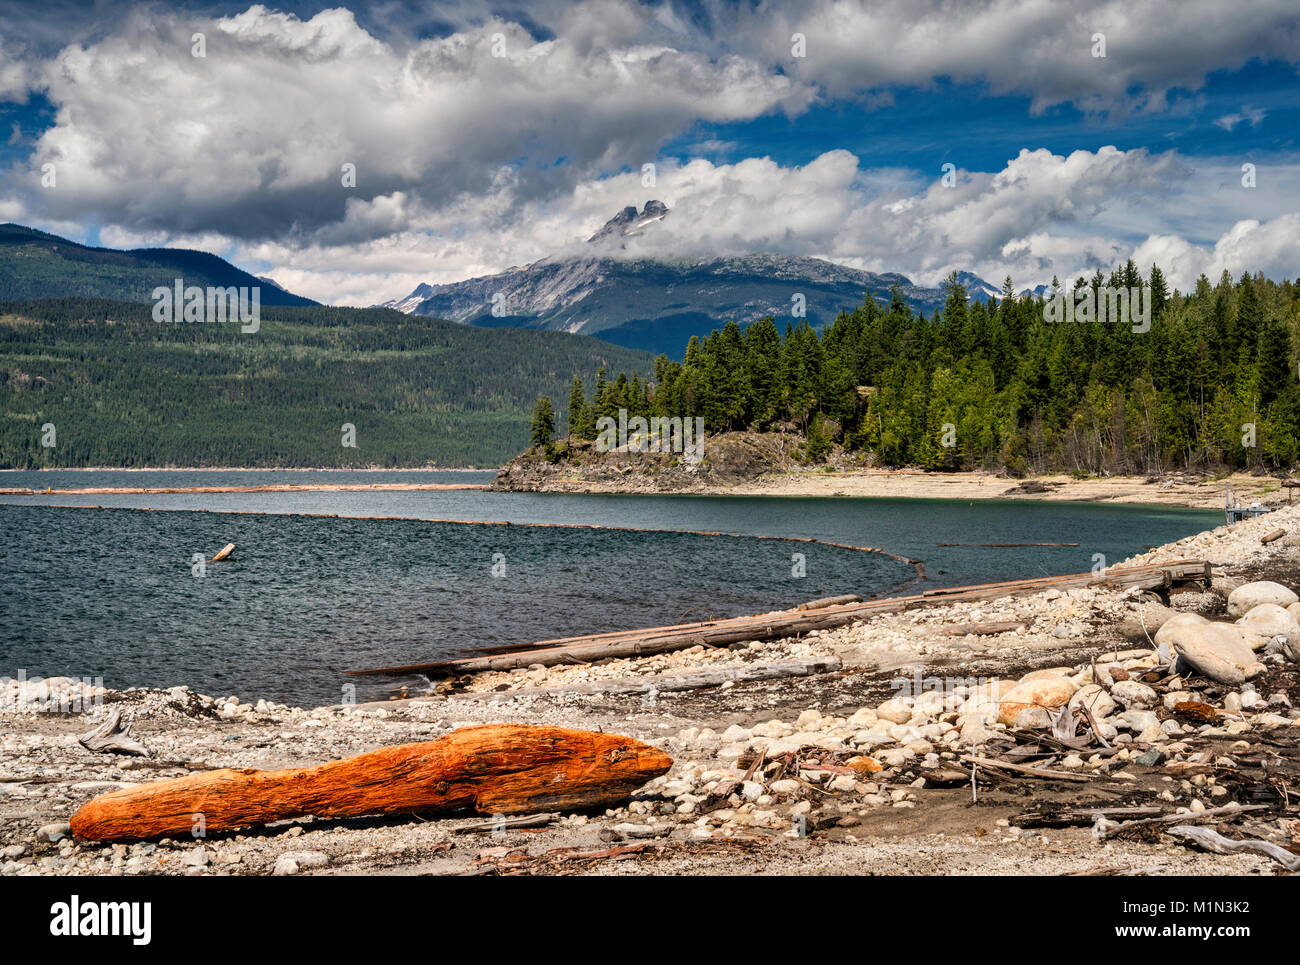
[
  {"left": 727, "top": 0, "right": 1300, "bottom": 115},
  {"left": 10, "top": 4, "right": 810, "bottom": 239},
  {"left": 207, "top": 146, "right": 1300, "bottom": 306},
  {"left": 1214, "top": 106, "right": 1269, "bottom": 130},
  {"left": 2, "top": 2, "right": 1298, "bottom": 304}
]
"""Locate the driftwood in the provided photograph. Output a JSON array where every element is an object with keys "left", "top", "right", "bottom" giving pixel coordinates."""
[
  {"left": 211, "top": 543, "right": 236, "bottom": 562},
  {"left": 70, "top": 725, "right": 672, "bottom": 843},
  {"left": 77, "top": 708, "right": 149, "bottom": 757},
  {"left": 451, "top": 813, "right": 558, "bottom": 834},
  {"left": 797, "top": 595, "right": 862, "bottom": 611},
  {"left": 959, "top": 754, "right": 1092, "bottom": 782},
  {"left": 347, "top": 560, "right": 1214, "bottom": 678},
  {"left": 1261, "top": 529, "right": 1286, "bottom": 545},
  {"left": 1013, "top": 806, "right": 1163, "bottom": 829},
  {"left": 1098, "top": 802, "right": 1267, "bottom": 840},
  {"left": 1167, "top": 825, "right": 1300, "bottom": 871},
  {"left": 940, "top": 620, "right": 1027, "bottom": 637},
  {"left": 937, "top": 542, "right": 1079, "bottom": 548},
  {"left": 468, "top": 657, "right": 842, "bottom": 702}
]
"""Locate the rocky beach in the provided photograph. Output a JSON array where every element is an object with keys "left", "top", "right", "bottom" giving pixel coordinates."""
[{"left": 3, "top": 503, "right": 1300, "bottom": 877}]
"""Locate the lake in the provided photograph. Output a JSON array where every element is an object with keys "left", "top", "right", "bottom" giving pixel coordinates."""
[{"left": 0, "top": 469, "right": 1221, "bottom": 705}]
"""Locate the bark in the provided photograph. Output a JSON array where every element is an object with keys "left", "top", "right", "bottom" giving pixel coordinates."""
[{"left": 70, "top": 724, "right": 672, "bottom": 843}]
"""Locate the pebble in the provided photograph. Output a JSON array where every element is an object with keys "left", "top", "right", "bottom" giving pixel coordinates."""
[
  {"left": 272, "top": 850, "right": 329, "bottom": 876},
  {"left": 36, "top": 822, "right": 71, "bottom": 844}
]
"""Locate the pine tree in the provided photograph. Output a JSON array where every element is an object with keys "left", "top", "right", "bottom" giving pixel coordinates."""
[
  {"left": 567, "top": 376, "right": 585, "bottom": 438},
  {"left": 529, "top": 396, "right": 555, "bottom": 449}
]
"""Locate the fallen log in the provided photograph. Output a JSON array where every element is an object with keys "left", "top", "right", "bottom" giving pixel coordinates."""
[
  {"left": 1098, "top": 802, "right": 1267, "bottom": 840},
  {"left": 959, "top": 754, "right": 1092, "bottom": 782},
  {"left": 798, "top": 594, "right": 863, "bottom": 610},
  {"left": 940, "top": 620, "right": 1027, "bottom": 637},
  {"left": 69, "top": 725, "right": 672, "bottom": 843},
  {"left": 1261, "top": 528, "right": 1286, "bottom": 545},
  {"left": 467, "top": 657, "right": 842, "bottom": 702},
  {"left": 346, "top": 560, "right": 1213, "bottom": 678},
  {"left": 452, "top": 813, "right": 558, "bottom": 834}
]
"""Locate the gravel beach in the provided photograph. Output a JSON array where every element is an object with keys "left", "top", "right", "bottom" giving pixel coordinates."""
[{"left": 4, "top": 504, "right": 1299, "bottom": 876}]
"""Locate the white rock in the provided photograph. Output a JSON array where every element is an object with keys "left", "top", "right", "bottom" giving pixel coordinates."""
[
  {"left": 272, "top": 850, "right": 329, "bottom": 876},
  {"left": 875, "top": 697, "right": 913, "bottom": 724},
  {"left": 1069, "top": 684, "right": 1117, "bottom": 719},
  {"left": 1111, "top": 680, "right": 1157, "bottom": 707},
  {"left": 1237, "top": 603, "right": 1300, "bottom": 649},
  {"left": 1227, "top": 581, "right": 1298, "bottom": 618},
  {"left": 1156, "top": 614, "right": 1267, "bottom": 685}
]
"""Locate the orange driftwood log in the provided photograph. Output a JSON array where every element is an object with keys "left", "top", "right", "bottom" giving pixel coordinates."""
[{"left": 70, "top": 724, "right": 672, "bottom": 843}]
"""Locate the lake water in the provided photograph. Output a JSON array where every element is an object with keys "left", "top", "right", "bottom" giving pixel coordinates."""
[{"left": 0, "top": 470, "right": 1221, "bottom": 705}]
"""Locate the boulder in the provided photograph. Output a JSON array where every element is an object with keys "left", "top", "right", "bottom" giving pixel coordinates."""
[
  {"left": 1227, "top": 581, "right": 1298, "bottom": 618},
  {"left": 1111, "top": 680, "right": 1157, "bottom": 707},
  {"left": 1158, "top": 617, "right": 1267, "bottom": 686},
  {"left": 875, "top": 697, "right": 913, "bottom": 724},
  {"left": 1068, "top": 684, "right": 1117, "bottom": 719},
  {"left": 996, "top": 676, "right": 1077, "bottom": 726},
  {"left": 1236, "top": 603, "right": 1300, "bottom": 649},
  {"left": 1154, "top": 612, "right": 1210, "bottom": 648}
]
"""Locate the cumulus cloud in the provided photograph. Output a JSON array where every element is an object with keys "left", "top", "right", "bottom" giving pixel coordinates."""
[
  {"left": 725, "top": 0, "right": 1300, "bottom": 115},
  {"left": 8, "top": 4, "right": 809, "bottom": 239},
  {"left": 2, "top": 2, "right": 1298, "bottom": 305},
  {"left": 0, "top": 36, "right": 36, "bottom": 101},
  {"left": 214, "top": 145, "right": 1298, "bottom": 306}
]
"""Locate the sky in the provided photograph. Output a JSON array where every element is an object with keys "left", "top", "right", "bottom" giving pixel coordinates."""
[{"left": 0, "top": 0, "right": 1297, "bottom": 305}]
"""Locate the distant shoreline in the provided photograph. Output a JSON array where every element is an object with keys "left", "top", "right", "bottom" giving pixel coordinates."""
[
  {"left": 0, "top": 465, "right": 492, "bottom": 473},
  {"left": 0, "top": 464, "right": 1284, "bottom": 512},
  {"left": 490, "top": 466, "right": 1286, "bottom": 512}
]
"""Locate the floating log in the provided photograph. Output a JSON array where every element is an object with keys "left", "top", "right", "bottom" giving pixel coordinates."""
[
  {"left": 211, "top": 543, "right": 236, "bottom": 562},
  {"left": 937, "top": 542, "right": 1079, "bottom": 548},
  {"left": 69, "top": 725, "right": 671, "bottom": 843},
  {"left": 346, "top": 559, "right": 1212, "bottom": 679}
]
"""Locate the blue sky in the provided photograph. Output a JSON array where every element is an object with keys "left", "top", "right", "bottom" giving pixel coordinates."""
[
  {"left": 664, "top": 58, "right": 1300, "bottom": 177},
  {"left": 0, "top": 0, "right": 1297, "bottom": 303}
]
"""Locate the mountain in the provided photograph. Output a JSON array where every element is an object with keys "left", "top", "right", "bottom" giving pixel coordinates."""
[
  {"left": 587, "top": 199, "right": 670, "bottom": 243},
  {"left": 0, "top": 223, "right": 316, "bottom": 306},
  {"left": 0, "top": 298, "right": 651, "bottom": 468},
  {"left": 383, "top": 202, "right": 1001, "bottom": 356}
]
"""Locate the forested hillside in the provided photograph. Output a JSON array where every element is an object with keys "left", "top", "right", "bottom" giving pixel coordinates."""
[
  {"left": 0, "top": 299, "right": 650, "bottom": 467},
  {"left": 563, "top": 265, "right": 1300, "bottom": 475},
  {"left": 0, "top": 224, "right": 316, "bottom": 306}
]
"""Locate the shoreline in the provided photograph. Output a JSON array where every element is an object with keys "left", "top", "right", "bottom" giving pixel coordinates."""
[
  {"left": 0, "top": 465, "right": 493, "bottom": 473},
  {"left": 0, "top": 482, "right": 489, "bottom": 496},
  {"left": 492, "top": 467, "right": 1287, "bottom": 511},
  {"left": 0, "top": 465, "right": 1285, "bottom": 510},
  {"left": 4, "top": 494, "right": 1299, "bottom": 876}
]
